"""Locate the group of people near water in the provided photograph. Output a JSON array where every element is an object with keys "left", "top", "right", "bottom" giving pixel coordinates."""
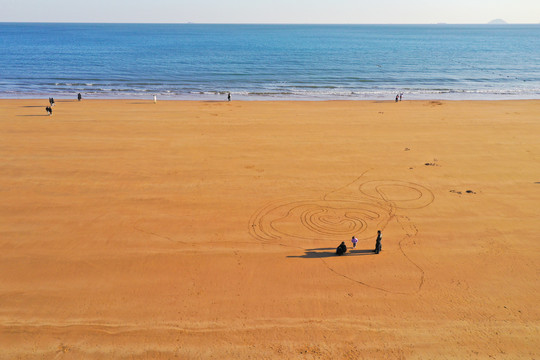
[
  {"left": 45, "top": 93, "right": 83, "bottom": 116},
  {"left": 45, "top": 92, "right": 233, "bottom": 110},
  {"left": 336, "top": 230, "right": 382, "bottom": 256},
  {"left": 45, "top": 97, "right": 55, "bottom": 115}
]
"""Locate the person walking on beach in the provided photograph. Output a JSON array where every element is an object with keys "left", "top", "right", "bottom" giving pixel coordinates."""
[
  {"left": 400, "top": 92, "right": 403, "bottom": 101},
  {"left": 49, "top": 97, "right": 55, "bottom": 106},
  {"left": 153, "top": 94, "right": 157, "bottom": 103},
  {"left": 227, "top": 92, "right": 231, "bottom": 102},
  {"left": 77, "top": 93, "right": 82, "bottom": 101},
  {"left": 351, "top": 236, "right": 358, "bottom": 249},
  {"left": 336, "top": 241, "right": 347, "bottom": 256},
  {"left": 45, "top": 106, "right": 52, "bottom": 116},
  {"left": 374, "top": 230, "right": 382, "bottom": 254},
  {"left": 395, "top": 94, "right": 399, "bottom": 102}
]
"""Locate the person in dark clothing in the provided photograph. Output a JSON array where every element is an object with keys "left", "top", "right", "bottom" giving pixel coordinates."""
[
  {"left": 78, "top": 93, "right": 82, "bottom": 101},
  {"left": 49, "top": 97, "right": 55, "bottom": 106},
  {"left": 374, "top": 230, "right": 382, "bottom": 254},
  {"left": 45, "top": 106, "right": 52, "bottom": 115},
  {"left": 336, "top": 241, "right": 347, "bottom": 256},
  {"left": 227, "top": 92, "right": 231, "bottom": 102}
]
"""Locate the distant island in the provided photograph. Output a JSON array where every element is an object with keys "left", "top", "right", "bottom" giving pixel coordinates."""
[{"left": 488, "top": 19, "right": 508, "bottom": 24}]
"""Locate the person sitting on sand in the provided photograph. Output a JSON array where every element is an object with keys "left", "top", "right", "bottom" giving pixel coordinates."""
[
  {"left": 374, "top": 230, "right": 382, "bottom": 254},
  {"left": 351, "top": 236, "right": 358, "bottom": 248},
  {"left": 336, "top": 241, "right": 347, "bottom": 256}
]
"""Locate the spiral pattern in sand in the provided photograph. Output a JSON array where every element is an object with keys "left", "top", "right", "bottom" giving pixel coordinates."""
[
  {"left": 249, "top": 180, "right": 433, "bottom": 242},
  {"left": 250, "top": 198, "right": 390, "bottom": 242}
]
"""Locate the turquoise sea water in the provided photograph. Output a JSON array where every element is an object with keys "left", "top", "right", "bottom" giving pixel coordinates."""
[{"left": 0, "top": 23, "right": 539, "bottom": 100}]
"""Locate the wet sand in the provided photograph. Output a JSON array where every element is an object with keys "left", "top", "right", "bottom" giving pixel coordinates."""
[{"left": 1, "top": 99, "right": 539, "bottom": 358}]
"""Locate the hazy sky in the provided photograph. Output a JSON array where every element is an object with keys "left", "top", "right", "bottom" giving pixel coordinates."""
[{"left": 1, "top": 0, "right": 539, "bottom": 24}]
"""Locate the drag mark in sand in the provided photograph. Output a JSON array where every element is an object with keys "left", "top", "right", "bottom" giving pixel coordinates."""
[
  {"left": 133, "top": 225, "right": 190, "bottom": 244},
  {"left": 321, "top": 214, "right": 425, "bottom": 295},
  {"left": 249, "top": 176, "right": 434, "bottom": 293}
]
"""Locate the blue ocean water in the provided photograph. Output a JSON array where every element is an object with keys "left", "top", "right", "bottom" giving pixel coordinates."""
[{"left": 0, "top": 23, "right": 539, "bottom": 100}]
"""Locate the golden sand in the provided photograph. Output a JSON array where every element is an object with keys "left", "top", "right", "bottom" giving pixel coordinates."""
[{"left": 1, "top": 99, "right": 539, "bottom": 358}]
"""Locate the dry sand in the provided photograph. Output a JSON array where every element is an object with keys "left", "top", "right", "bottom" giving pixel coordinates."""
[{"left": 0, "top": 99, "right": 539, "bottom": 359}]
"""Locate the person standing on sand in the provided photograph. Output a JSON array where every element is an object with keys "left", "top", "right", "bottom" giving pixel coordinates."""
[
  {"left": 351, "top": 236, "right": 358, "bottom": 248},
  {"left": 78, "top": 93, "right": 82, "bottom": 101},
  {"left": 400, "top": 92, "right": 403, "bottom": 101},
  {"left": 227, "top": 92, "right": 231, "bottom": 102},
  {"left": 395, "top": 94, "right": 399, "bottom": 102},
  {"left": 45, "top": 106, "right": 52, "bottom": 116},
  {"left": 374, "top": 230, "right": 382, "bottom": 254},
  {"left": 153, "top": 95, "right": 157, "bottom": 103}
]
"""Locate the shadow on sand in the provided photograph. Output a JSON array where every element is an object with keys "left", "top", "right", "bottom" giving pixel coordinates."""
[
  {"left": 16, "top": 114, "right": 49, "bottom": 117},
  {"left": 287, "top": 247, "right": 376, "bottom": 259}
]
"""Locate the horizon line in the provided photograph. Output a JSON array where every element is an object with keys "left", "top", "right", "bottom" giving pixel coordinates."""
[{"left": 1, "top": 21, "right": 539, "bottom": 25}]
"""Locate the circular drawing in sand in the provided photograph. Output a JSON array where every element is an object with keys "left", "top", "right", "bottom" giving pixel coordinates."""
[
  {"left": 248, "top": 177, "right": 435, "bottom": 294},
  {"left": 358, "top": 180, "right": 434, "bottom": 209},
  {"left": 250, "top": 180, "right": 433, "bottom": 244},
  {"left": 250, "top": 198, "right": 393, "bottom": 242}
]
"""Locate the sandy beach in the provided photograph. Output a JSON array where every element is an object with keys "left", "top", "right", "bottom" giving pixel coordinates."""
[{"left": 1, "top": 99, "right": 539, "bottom": 359}]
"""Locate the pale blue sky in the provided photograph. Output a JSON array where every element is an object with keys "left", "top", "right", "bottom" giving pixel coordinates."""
[{"left": 1, "top": 0, "right": 539, "bottom": 24}]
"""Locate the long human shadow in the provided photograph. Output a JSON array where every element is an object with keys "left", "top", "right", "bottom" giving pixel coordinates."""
[
  {"left": 287, "top": 247, "right": 376, "bottom": 259},
  {"left": 16, "top": 114, "right": 49, "bottom": 117}
]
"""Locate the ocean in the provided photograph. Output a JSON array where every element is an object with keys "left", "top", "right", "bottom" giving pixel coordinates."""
[{"left": 0, "top": 23, "right": 539, "bottom": 100}]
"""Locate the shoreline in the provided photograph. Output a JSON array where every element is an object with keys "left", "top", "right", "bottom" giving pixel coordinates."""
[
  {"left": 3, "top": 88, "right": 538, "bottom": 102},
  {"left": 1, "top": 93, "right": 539, "bottom": 102},
  {"left": 2, "top": 97, "right": 540, "bottom": 103}
]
